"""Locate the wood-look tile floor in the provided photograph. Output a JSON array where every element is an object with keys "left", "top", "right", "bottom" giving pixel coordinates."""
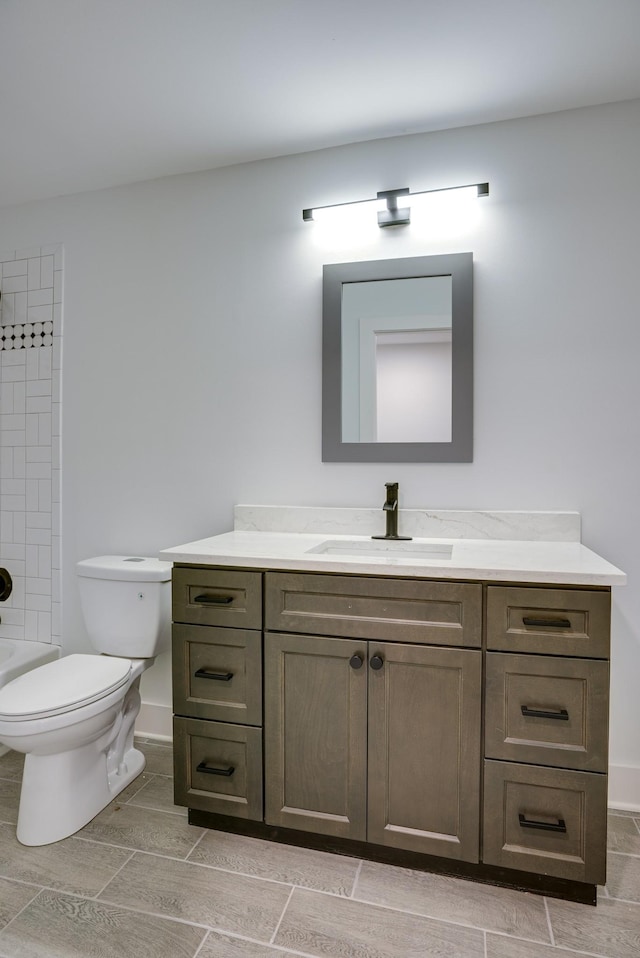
[{"left": 0, "top": 742, "right": 639, "bottom": 958}]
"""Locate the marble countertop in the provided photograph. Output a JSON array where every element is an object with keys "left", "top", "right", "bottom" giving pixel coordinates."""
[{"left": 160, "top": 510, "right": 626, "bottom": 585}]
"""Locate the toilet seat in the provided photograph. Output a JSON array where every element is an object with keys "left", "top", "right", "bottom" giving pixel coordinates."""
[{"left": 0, "top": 654, "right": 132, "bottom": 721}]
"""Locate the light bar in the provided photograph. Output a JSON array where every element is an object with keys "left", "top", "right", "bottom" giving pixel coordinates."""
[{"left": 303, "top": 182, "right": 489, "bottom": 228}]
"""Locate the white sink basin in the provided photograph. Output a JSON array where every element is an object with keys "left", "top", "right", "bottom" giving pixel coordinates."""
[{"left": 306, "top": 539, "right": 453, "bottom": 560}]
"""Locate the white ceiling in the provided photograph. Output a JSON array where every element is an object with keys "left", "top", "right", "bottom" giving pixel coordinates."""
[{"left": 2, "top": 0, "right": 640, "bottom": 208}]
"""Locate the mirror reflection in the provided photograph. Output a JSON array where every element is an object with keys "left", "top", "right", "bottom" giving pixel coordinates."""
[
  {"left": 322, "top": 253, "right": 473, "bottom": 463},
  {"left": 341, "top": 275, "right": 452, "bottom": 443}
]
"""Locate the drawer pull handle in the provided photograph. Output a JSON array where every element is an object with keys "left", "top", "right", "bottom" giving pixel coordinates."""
[
  {"left": 193, "top": 594, "right": 234, "bottom": 605},
  {"left": 349, "top": 654, "right": 364, "bottom": 670},
  {"left": 370, "top": 654, "right": 384, "bottom": 671},
  {"left": 522, "top": 616, "right": 571, "bottom": 629},
  {"left": 518, "top": 813, "right": 567, "bottom": 833},
  {"left": 194, "top": 668, "right": 234, "bottom": 682},
  {"left": 521, "top": 706, "right": 569, "bottom": 721},
  {"left": 196, "top": 762, "right": 235, "bottom": 777}
]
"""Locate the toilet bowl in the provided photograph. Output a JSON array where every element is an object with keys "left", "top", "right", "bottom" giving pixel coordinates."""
[{"left": 0, "top": 556, "right": 172, "bottom": 846}]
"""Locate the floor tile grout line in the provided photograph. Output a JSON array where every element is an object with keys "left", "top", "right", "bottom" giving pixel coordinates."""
[
  {"left": 75, "top": 840, "right": 316, "bottom": 890},
  {"left": 348, "top": 859, "right": 363, "bottom": 898},
  {"left": 124, "top": 800, "right": 189, "bottom": 818},
  {"left": 200, "top": 927, "right": 318, "bottom": 958},
  {"left": 186, "top": 827, "right": 208, "bottom": 858},
  {"left": 485, "top": 929, "right": 618, "bottom": 958},
  {"left": 119, "top": 772, "right": 158, "bottom": 802},
  {"left": 182, "top": 826, "right": 210, "bottom": 860},
  {"left": 89, "top": 848, "right": 137, "bottom": 900},
  {"left": 600, "top": 890, "right": 640, "bottom": 905},
  {"left": 92, "top": 886, "right": 313, "bottom": 949},
  {"left": 269, "top": 884, "right": 296, "bottom": 946},
  {"left": 543, "top": 896, "right": 556, "bottom": 947},
  {"left": 259, "top": 885, "right": 554, "bottom": 943},
  {"left": 80, "top": 858, "right": 559, "bottom": 952},
  {"left": 0, "top": 884, "right": 44, "bottom": 938},
  {"left": 73, "top": 830, "right": 208, "bottom": 860},
  {"left": 191, "top": 929, "right": 212, "bottom": 958}
]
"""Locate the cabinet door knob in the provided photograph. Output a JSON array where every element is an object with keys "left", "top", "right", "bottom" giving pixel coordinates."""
[
  {"left": 370, "top": 654, "right": 384, "bottom": 671},
  {"left": 349, "top": 653, "right": 364, "bottom": 670}
]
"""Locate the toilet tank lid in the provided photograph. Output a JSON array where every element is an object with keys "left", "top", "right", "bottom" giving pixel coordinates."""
[{"left": 77, "top": 556, "right": 172, "bottom": 582}]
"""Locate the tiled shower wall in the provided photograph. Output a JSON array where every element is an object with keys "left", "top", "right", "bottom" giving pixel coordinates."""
[{"left": 0, "top": 244, "right": 63, "bottom": 645}]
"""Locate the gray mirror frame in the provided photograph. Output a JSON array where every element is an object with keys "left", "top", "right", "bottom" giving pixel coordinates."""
[{"left": 322, "top": 252, "right": 473, "bottom": 462}]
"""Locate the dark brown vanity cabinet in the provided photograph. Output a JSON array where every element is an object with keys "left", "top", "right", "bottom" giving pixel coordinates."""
[{"left": 171, "top": 565, "right": 612, "bottom": 899}]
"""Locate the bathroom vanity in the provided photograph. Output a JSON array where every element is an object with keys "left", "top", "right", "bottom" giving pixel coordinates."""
[{"left": 162, "top": 507, "right": 626, "bottom": 904}]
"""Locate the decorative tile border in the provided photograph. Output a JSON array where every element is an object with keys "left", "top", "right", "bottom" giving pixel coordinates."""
[{"left": 0, "top": 321, "right": 54, "bottom": 350}]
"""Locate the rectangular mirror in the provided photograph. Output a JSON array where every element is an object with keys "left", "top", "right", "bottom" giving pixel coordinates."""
[{"left": 322, "top": 253, "right": 473, "bottom": 462}]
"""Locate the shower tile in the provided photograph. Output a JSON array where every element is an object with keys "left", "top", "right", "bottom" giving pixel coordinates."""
[{"left": 1, "top": 261, "right": 27, "bottom": 278}]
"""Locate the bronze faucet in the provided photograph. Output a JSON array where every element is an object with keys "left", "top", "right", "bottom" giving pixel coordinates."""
[{"left": 372, "top": 482, "right": 412, "bottom": 541}]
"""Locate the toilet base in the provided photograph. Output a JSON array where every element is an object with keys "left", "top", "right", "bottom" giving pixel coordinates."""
[{"left": 17, "top": 742, "right": 146, "bottom": 846}]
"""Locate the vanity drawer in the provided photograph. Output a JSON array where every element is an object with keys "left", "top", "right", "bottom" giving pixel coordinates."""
[
  {"left": 173, "top": 566, "right": 262, "bottom": 629},
  {"left": 485, "top": 653, "right": 608, "bottom": 771},
  {"left": 486, "top": 586, "right": 610, "bottom": 658},
  {"left": 483, "top": 760, "right": 607, "bottom": 884},
  {"left": 173, "top": 716, "right": 263, "bottom": 820},
  {"left": 173, "top": 624, "right": 262, "bottom": 726},
  {"left": 265, "top": 572, "right": 482, "bottom": 647}
]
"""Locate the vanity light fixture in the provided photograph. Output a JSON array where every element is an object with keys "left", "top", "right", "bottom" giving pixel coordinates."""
[{"left": 303, "top": 182, "right": 489, "bottom": 228}]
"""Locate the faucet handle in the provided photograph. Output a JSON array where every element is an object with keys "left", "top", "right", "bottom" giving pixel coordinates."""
[{"left": 384, "top": 482, "right": 399, "bottom": 508}]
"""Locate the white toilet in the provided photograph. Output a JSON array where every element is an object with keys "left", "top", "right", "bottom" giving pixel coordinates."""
[{"left": 0, "top": 555, "right": 172, "bottom": 846}]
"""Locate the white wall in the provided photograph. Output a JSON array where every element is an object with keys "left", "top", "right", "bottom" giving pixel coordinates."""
[{"left": 0, "top": 99, "right": 638, "bottom": 797}]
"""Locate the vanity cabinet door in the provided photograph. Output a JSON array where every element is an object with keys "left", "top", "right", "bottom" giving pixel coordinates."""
[
  {"left": 264, "top": 632, "right": 368, "bottom": 840},
  {"left": 368, "top": 643, "right": 481, "bottom": 861}
]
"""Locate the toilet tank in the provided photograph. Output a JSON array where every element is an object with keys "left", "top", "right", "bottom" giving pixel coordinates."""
[{"left": 77, "top": 556, "right": 172, "bottom": 657}]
